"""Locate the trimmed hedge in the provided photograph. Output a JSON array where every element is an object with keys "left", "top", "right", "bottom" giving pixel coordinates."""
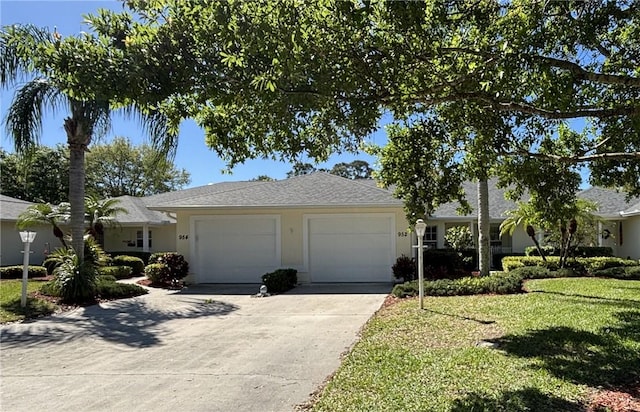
[
  {"left": 107, "top": 251, "right": 152, "bottom": 264},
  {"left": 392, "top": 271, "right": 525, "bottom": 298},
  {"left": 95, "top": 275, "right": 148, "bottom": 299},
  {"left": 99, "top": 265, "right": 134, "bottom": 280},
  {"left": 501, "top": 256, "right": 638, "bottom": 274},
  {"left": 0, "top": 265, "right": 48, "bottom": 279},
  {"left": 262, "top": 268, "right": 297, "bottom": 294},
  {"left": 111, "top": 255, "right": 145, "bottom": 276},
  {"left": 524, "top": 246, "right": 613, "bottom": 258}
]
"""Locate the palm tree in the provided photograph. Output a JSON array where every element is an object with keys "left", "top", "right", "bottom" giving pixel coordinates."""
[
  {"left": 1, "top": 24, "right": 175, "bottom": 263},
  {"left": 85, "top": 195, "right": 127, "bottom": 247},
  {"left": 500, "top": 201, "right": 548, "bottom": 261},
  {"left": 16, "top": 202, "right": 70, "bottom": 248}
]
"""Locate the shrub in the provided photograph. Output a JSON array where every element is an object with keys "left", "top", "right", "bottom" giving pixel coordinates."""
[
  {"left": 98, "top": 265, "right": 133, "bottom": 280},
  {"left": 0, "top": 265, "right": 47, "bottom": 279},
  {"left": 591, "top": 266, "right": 640, "bottom": 280},
  {"left": 391, "top": 272, "right": 524, "bottom": 298},
  {"left": 392, "top": 255, "right": 416, "bottom": 281},
  {"left": 574, "top": 246, "right": 614, "bottom": 257},
  {"left": 111, "top": 255, "right": 145, "bottom": 276},
  {"left": 107, "top": 251, "right": 152, "bottom": 264},
  {"left": 96, "top": 275, "right": 148, "bottom": 299},
  {"left": 422, "top": 249, "right": 470, "bottom": 280},
  {"left": 524, "top": 245, "right": 557, "bottom": 257},
  {"left": 48, "top": 255, "right": 97, "bottom": 303},
  {"left": 509, "top": 266, "right": 554, "bottom": 279},
  {"left": 148, "top": 252, "right": 189, "bottom": 285},
  {"left": 144, "top": 263, "right": 171, "bottom": 285},
  {"left": 262, "top": 268, "right": 297, "bottom": 294}
]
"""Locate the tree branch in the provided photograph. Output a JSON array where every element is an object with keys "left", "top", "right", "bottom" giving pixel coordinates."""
[{"left": 505, "top": 149, "right": 640, "bottom": 163}]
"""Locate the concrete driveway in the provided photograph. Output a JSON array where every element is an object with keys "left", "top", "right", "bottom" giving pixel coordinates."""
[{"left": 0, "top": 282, "right": 390, "bottom": 412}]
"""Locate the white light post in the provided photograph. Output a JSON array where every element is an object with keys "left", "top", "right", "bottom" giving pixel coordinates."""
[
  {"left": 19, "top": 231, "right": 37, "bottom": 308},
  {"left": 415, "top": 219, "right": 427, "bottom": 309}
]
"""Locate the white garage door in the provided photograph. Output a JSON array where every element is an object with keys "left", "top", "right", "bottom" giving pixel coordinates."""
[
  {"left": 192, "top": 215, "right": 281, "bottom": 283},
  {"left": 306, "top": 214, "right": 395, "bottom": 282}
]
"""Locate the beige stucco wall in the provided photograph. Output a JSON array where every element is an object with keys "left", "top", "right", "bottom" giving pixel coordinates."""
[
  {"left": 104, "top": 225, "right": 176, "bottom": 254},
  {"left": 1, "top": 222, "right": 61, "bottom": 267},
  {"left": 174, "top": 207, "right": 412, "bottom": 283},
  {"left": 618, "top": 217, "right": 640, "bottom": 260}
]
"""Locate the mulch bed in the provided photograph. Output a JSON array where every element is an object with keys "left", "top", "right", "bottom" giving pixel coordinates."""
[{"left": 587, "top": 386, "right": 640, "bottom": 412}]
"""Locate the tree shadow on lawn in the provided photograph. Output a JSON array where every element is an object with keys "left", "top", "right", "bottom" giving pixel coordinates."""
[
  {"left": 450, "top": 387, "right": 584, "bottom": 412},
  {"left": 0, "top": 296, "right": 238, "bottom": 349},
  {"left": 491, "top": 309, "right": 640, "bottom": 392}
]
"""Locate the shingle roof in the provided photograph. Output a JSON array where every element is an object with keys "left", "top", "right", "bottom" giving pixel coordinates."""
[
  {"left": 146, "top": 172, "right": 403, "bottom": 209},
  {"left": 0, "top": 195, "right": 33, "bottom": 221},
  {"left": 578, "top": 187, "right": 640, "bottom": 217},
  {"left": 431, "top": 179, "right": 520, "bottom": 220},
  {"left": 113, "top": 195, "right": 175, "bottom": 225}
]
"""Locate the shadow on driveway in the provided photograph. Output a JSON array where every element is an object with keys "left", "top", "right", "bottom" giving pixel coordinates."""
[
  {"left": 179, "top": 282, "right": 393, "bottom": 296},
  {"left": 0, "top": 295, "right": 238, "bottom": 349}
]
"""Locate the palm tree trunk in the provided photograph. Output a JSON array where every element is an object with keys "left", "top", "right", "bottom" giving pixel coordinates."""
[
  {"left": 477, "top": 179, "right": 490, "bottom": 276},
  {"left": 68, "top": 145, "right": 85, "bottom": 261}
]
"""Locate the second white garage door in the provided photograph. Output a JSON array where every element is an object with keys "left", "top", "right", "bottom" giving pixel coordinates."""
[
  {"left": 192, "top": 215, "right": 281, "bottom": 283},
  {"left": 305, "top": 214, "right": 395, "bottom": 282}
]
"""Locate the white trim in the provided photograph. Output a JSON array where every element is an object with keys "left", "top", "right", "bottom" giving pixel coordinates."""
[
  {"left": 302, "top": 212, "right": 396, "bottom": 282},
  {"left": 189, "top": 214, "right": 281, "bottom": 284}
]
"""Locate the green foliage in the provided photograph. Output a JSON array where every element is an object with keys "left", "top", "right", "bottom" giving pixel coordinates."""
[
  {"left": 0, "top": 265, "right": 47, "bottom": 279},
  {"left": 525, "top": 245, "right": 557, "bottom": 256},
  {"left": 502, "top": 256, "right": 639, "bottom": 275},
  {"left": 107, "top": 251, "right": 152, "bottom": 264},
  {"left": 444, "top": 226, "right": 474, "bottom": 251},
  {"left": 371, "top": 119, "right": 468, "bottom": 222},
  {"left": 329, "top": 160, "right": 373, "bottom": 180},
  {"left": 98, "top": 265, "right": 133, "bottom": 280},
  {"left": 85, "top": 136, "right": 190, "bottom": 198},
  {"left": 392, "top": 255, "right": 415, "bottom": 282},
  {"left": 392, "top": 272, "right": 524, "bottom": 298},
  {"left": 261, "top": 268, "right": 297, "bottom": 294},
  {"left": 48, "top": 254, "right": 97, "bottom": 303},
  {"left": 95, "top": 275, "right": 148, "bottom": 299},
  {"left": 148, "top": 252, "right": 189, "bottom": 282},
  {"left": 422, "top": 249, "right": 471, "bottom": 280},
  {"left": 111, "top": 255, "right": 145, "bottom": 276},
  {"left": 0, "top": 145, "right": 69, "bottom": 203},
  {"left": 574, "top": 246, "right": 614, "bottom": 257},
  {"left": 16, "top": 201, "right": 69, "bottom": 248},
  {"left": 144, "top": 263, "right": 171, "bottom": 285}
]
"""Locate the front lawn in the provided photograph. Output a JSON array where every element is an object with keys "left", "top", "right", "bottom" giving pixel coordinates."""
[
  {"left": 310, "top": 278, "right": 640, "bottom": 411},
  {"left": 0, "top": 280, "right": 58, "bottom": 323}
]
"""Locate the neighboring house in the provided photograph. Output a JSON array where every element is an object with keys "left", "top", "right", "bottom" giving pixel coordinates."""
[
  {"left": 103, "top": 195, "right": 176, "bottom": 255},
  {"left": 0, "top": 195, "right": 60, "bottom": 266},
  {"left": 579, "top": 187, "right": 640, "bottom": 260}
]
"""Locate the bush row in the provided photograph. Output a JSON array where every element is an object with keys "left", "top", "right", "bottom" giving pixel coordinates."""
[
  {"left": 524, "top": 246, "right": 614, "bottom": 257},
  {"left": 262, "top": 268, "right": 297, "bottom": 294},
  {"left": 0, "top": 265, "right": 48, "bottom": 279},
  {"left": 392, "top": 271, "right": 524, "bottom": 298},
  {"left": 502, "top": 256, "right": 639, "bottom": 274},
  {"left": 98, "top": 265, "right": 133, "bottom": 280}
]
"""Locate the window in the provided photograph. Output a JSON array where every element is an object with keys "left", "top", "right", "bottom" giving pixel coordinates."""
[
  {"left": 489, "top": 224, "right": 502, "bottom": 246},
  {"left": 136, "top": 230, "right": 152, "bottom": 248},
  {"left": 424, "top": 225, "right": 437, "bottom": 249}
]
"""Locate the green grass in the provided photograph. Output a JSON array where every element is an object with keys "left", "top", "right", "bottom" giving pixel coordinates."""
[
  {"left": 312, "top": 278, "right": 640, "bottom": 412},
  {"left": 0, "top": 280, "right": 58, "bottom": 323}
]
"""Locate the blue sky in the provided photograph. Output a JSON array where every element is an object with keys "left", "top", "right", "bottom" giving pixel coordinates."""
[{"left": 0, "top": 0, "right": 386, "bottom": 187}]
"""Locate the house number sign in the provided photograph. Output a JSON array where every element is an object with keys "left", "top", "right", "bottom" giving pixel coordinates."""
[
  {"left": 397, "top": 231, "right": 408, "bottom": 237},
  {"left": 178, "top": 234, "right": 189, "bottom": 240}
]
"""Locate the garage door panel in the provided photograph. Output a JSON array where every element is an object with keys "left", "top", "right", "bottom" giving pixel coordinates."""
[
  {"left": 193, "top": 216, "right": 280, "bottom": 283},
  {"left": 307, "top": 214, "right": 394, "bottom": 283}
]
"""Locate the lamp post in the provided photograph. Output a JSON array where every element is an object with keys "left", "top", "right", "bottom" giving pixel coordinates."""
[
  {"left": 415, "top": 219, "right": 426, "bottom": 309},
  {"left": 19, "top": 231, "right": 37, "bottom": 308}
]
